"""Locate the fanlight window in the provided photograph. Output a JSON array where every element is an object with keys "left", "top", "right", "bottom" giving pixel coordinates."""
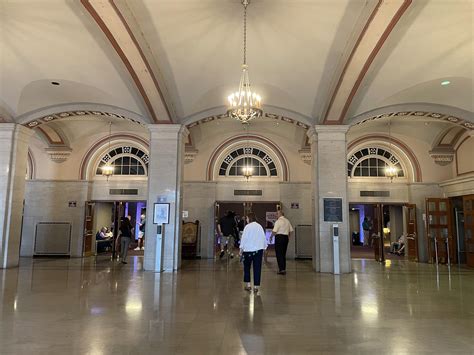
[
  {"left": 219, "top": 147, "right": 277, "bottom": 177},
  {"left": 347, "top": 147, "right": 404, "bottom": 178},
  {"left": 96, "top": 146, "right": 149, "bottom": 176}
]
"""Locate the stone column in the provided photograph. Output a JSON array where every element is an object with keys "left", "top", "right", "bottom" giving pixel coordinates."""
[
  {"left": 307, "top": 125, "right": 351, "bottom": 274},
  {"left": 0, "top": 124, "right": 33, "bottom": 268},
  {"left": 144, "top": 124, "right": 188, "bottom": 272}
]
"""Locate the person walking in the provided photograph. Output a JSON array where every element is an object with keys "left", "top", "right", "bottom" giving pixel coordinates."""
[
  {"left": 240, "top": 212, "right": 267, "bottom": 293},
  {"left": 271, "top": 210, "right": 293, "bottom": 275},
  {"left": 135, "top": 211, "right": 146, "bottom": 251},
  {"left": 362, "top": 217, "right": 372, "bottom": 246},
  {"left": 217, "top": 210, "right": 237, "bottom": 259},
  {"left": 119, "top": 216, "right": 133, "bottom": 264}
]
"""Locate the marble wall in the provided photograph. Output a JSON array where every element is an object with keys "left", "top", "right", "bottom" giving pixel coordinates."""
[
  {"left": 0, "top": 125, "right": 32, "bottom": 268},
  {"left": 182, "top": 182, "right": 313, "bottom": 260},
  {"left": 21, "top": 180, "right": 89, "bottom": 257}
]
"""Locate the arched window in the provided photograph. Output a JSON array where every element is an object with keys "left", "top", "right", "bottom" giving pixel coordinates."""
[
  {"left": 219, "top": 147, "right": 278, "bottom": 177},
  {"left": 96, "top": 146, "right": 149, "bottom": 176},
  {"left": 347, "top": 147, "right": 404, "bottom": 178}
]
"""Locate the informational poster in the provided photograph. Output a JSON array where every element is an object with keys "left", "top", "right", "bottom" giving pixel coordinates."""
[
  {"left": 323, "top": 198, "right": 343, "bottom": 222},
  {"left": 153, "top": 203, "right": 170, "bottom": 224}
]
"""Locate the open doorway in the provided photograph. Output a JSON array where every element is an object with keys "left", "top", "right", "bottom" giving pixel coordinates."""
[
  {"left": 349, "top": 203, "right": 411, "bottom": 261},
  {"left": 83, "top": 200, "right": 147, "bottom": 257},
  {"left": 214, "top": 201, "right": 280, "bottom": 260}
]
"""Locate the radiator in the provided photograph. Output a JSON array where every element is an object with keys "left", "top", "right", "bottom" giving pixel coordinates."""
[
  {"left": 34, "top": 223, "right": 72, "bottom": 255},
  {"left": 295, "top": 224, "right": 313, "bottom": 259}
]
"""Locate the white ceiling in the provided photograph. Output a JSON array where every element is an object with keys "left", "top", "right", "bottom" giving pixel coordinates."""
[
  {"left": 132, "top": 0, "right": 368, "bottom": 120},
  {"left": 0, "top": 0, "right": 472, "bottom": 129},
  {"left": 0, "top": 0, "right": 147, "bottom": 117},
  {"left": 351, "top": 0, "right": 474, "bottom": 117}
]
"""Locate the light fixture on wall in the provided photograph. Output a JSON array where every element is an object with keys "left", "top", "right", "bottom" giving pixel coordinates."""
[
  {"left": 385, "top": 117, "right": 398, "bottom": 181},
  {"left": 101, "top": 121, "right": 114, "bottom": 180},
  {"left": 227, "top": 0, "right": 262, "bottom": 124}
]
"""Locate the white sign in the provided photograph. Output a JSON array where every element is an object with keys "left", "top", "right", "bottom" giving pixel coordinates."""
[
  {"left": 182, "top": 210, "right": 189, "bottom": 218},
  {"left": 153, "top": 203, "right": 170, "bottom": 224}
]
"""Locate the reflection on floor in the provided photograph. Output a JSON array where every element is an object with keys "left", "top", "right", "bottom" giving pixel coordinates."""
[
  {"left": 351, "top": 245, "right": 406, "bottom": 261},
  {"left": 1, "top": 257, "right": 473, "bottom": 354}
]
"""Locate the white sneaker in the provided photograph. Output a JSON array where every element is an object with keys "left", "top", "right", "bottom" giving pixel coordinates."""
[
  {"left": 140, "top": 247, "right": 144, "bottom": 250},
  {"left": 134, "top": 247, "right": 140, "bottom": 251}
]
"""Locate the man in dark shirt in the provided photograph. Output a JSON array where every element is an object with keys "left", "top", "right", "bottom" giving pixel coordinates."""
[{"left": 218, "top": 211, "right": 237, "bottom": 259}]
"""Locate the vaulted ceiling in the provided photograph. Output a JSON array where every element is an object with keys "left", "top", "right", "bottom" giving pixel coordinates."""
[{"left": 0, "top": 0, "right": 472, "bottom": 134}]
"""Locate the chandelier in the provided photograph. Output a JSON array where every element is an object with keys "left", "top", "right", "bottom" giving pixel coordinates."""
[
  {"left": 227, "top": 0, "right": 262, "bottom": 124},
  {"left": 385, "top": 118, "right": 398, "bottom": 181},
  {"left": 101, "top": 121, "right": 114, "bottom": 180}
]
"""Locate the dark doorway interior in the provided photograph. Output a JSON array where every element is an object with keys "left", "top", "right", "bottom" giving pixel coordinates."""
[
  {"left": 91, "top": 200, "right": 146, "bottom": 257},
  {"left": 215, "top": 201, "right": 280, "bottom": 258},
  {"left": 349, "top": 203, "right": 406, "bottom": 261}
]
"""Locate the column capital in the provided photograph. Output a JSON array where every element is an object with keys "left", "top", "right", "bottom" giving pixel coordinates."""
[
  {"left": 313, "top": 125, "right": 350, "bottom": 134},
  {"left": 148, "top": 124, "right": 189, "bottom": 140},
  {"left": 306, "top": 127, "right": 317, "bottom": 144}
]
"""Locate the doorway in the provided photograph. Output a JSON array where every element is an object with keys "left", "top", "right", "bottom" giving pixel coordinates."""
[
  {"left": 214, "top": 201, "right": 281, "bottom": 259},
  {"left": 82, "top": 200, "right": 147, "bottom": 257},
  {"left": 349, "top": 203, "right": 411, "bottom": 261}
]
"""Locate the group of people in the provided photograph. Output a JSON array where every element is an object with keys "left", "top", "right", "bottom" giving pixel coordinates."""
[
  {"left": 218, "top": 210, "right": 294, "bottom": 292},
  {"left": 95, "top": 211, "right": 146, "bottom": 264}
]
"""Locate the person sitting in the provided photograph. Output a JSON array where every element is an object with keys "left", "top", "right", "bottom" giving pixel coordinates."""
[
  {"left": 390, "top": 234, "right": 407, "bottom": 255},
  {"left": 96, "top": 227, "right": 112, "bottom": 253}
]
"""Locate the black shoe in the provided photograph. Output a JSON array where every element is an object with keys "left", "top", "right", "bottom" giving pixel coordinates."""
[
  {"left": 277, "top": 270, "right": 286, "bottom": 275},
  {"left": 121, "top": 261, "right": 127, "bottom": 264},
  {"left": 219, "top": 251, "right": 225, "bottom": 259},
  {"left": 230, "top": 254, "right": 234, "bottom": 259}
]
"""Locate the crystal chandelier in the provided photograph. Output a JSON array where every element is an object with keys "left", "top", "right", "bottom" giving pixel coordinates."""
[
  {"left": 385, "top": 118, "right": 398, "bottom": 181},
  {"left": 101, "top": 121, "right": 114, "bottom": 180},
  {"left": 227, "top": 0, "right": 262, "bottom": 124}
]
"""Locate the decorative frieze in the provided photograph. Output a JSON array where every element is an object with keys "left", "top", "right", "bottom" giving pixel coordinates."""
[
  {"left": 429, "top": 148, "right": 455, "bottom": 166},
  {"left": 184, "top": 149, "right": 198, "bottom": 164},
  {"left": 299, "top": 148, "right": 312, "bottom": 165},
  {"left": 45, "top": 147, "right": 72, "bottom": 163}
]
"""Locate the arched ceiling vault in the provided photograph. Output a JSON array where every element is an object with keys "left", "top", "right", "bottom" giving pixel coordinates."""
[{"left": 1, "top": 1, "right": 472, "bottom": 132}]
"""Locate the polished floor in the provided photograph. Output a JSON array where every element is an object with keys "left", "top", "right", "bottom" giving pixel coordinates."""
[{"left": 0, "top": 256, "right": 473, "bottom": 355}]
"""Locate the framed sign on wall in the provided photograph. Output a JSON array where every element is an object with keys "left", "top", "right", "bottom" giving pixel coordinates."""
[
  {"left": 323, "top": 198, "right": 343, "bottom": 222},
  {"left": 153, "top": 203, "right": 170, "bottom": 224}
]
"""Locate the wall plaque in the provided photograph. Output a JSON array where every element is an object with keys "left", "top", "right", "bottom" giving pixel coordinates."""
[{"left": 323, "top": 198, "right": 343, "bottom": 222}]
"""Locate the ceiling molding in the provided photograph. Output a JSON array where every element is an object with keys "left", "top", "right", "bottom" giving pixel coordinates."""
[
  {"left": 81, "top": 0, "right": 173, "bottom": 123},
  {"left": 21, "top": 109, "right": 145, "bottom": 130},
  {"left": 323, "top": 0, "right": 412, "bottom": 124},
  {"left": 352, "top": 110, "right": 473, "bottom": 130},
  {"left": 186, "top": 112, "right": 310, "bottom": 130}
]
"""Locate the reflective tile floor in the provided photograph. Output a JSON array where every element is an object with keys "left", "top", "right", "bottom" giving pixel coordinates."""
[{"left": 0, "top": 256, "right": 473, "bottom": 354}]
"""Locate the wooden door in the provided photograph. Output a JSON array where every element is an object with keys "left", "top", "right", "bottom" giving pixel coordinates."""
[
  {"left": 373, "top": 204, "right": 384, "bottom": 262},
  {"left": 405, "top": 204, "right": 418, "bottom": 261},
  {"left": 83, "top": 202, "right": 95, "bottom": 256},
  {"left": 426, "top": 198, "right": 455, "bottom": 264},
  {"left": 463, "top": 195, "right": 474, "bottom": 267}
]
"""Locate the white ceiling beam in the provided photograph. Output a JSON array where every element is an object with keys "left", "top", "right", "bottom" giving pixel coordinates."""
[{"left": 81, "top": 0, "right": 174, "bottom": 123}]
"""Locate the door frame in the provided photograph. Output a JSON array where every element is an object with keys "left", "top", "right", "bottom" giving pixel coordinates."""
[
  {"left": 404, "top": 203, "right": 418, "bottom": 262},
  {"left": 425, "top": 198, "right": 455, "bottom": 264}
]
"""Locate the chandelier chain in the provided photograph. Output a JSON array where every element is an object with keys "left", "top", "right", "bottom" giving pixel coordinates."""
[{"left": 243, "top": 2, "right": 247, "bottom": 65}]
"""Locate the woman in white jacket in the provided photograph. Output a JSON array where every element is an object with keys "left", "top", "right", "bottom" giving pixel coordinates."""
[{"left": 239, "top": 212, "right": 268, "bottom": 292}]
